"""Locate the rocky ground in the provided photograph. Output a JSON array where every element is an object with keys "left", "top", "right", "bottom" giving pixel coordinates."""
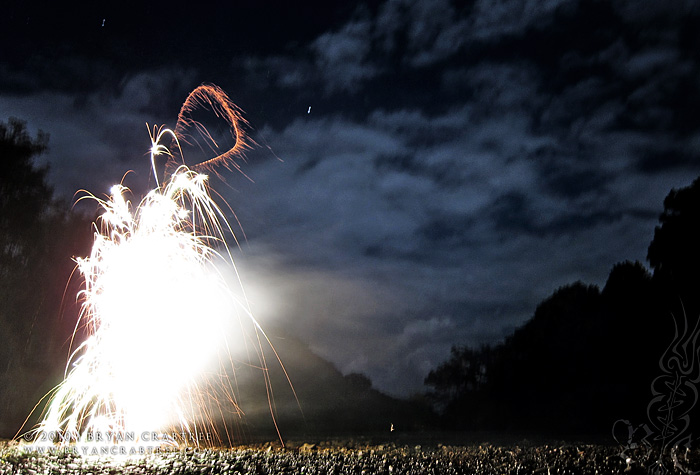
[{"left": 1, "top": 438, "right": 698, "bottom": 474}]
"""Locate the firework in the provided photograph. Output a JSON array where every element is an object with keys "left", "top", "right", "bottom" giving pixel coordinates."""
[{"left": 22, "top": 85, "right": 282, "bottom": 451}]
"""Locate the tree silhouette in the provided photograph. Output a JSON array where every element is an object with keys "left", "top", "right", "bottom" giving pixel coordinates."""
[
  {"left": 0, "top": 117, "right": 51, "bottom": 276},
  {"left": 0, "top": 118, "right": 91, "bottom": 437},
  {"left": 425, "top": 346, "right": 493, "bottom": 426},
  {"left": 424, "top": 174, "right": 700, "bottom": 436},
  {"left": 648, "top": 177, "right": 700, "bottom": 316},
  {"left": 493, "top": 282, "right": 605, "bottom": 432},
  {"left": 425, "top": 265, "right": 669, "bottom": 435},
  {"left": 646, "top": 177, "right": 700, "bottom": 438},
  {"left": 0, "top": 118, "right": 53, "bottom": 363}
]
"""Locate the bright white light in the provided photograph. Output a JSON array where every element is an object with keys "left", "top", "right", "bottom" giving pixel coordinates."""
[{"left": 29, "top": 136, "right": 247, "bottom": 448}]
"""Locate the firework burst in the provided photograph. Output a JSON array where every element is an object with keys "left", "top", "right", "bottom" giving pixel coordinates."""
[{"left": 22, "top": 85, "right": 282, "bottom": 451}]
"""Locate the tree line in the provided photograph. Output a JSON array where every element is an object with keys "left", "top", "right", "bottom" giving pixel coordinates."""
[
  {"left": 0, "top": 118, "right": 92, "bottom": 436},
  {"left": 425, "top": 174, "right": 700, "bottom": 437}
]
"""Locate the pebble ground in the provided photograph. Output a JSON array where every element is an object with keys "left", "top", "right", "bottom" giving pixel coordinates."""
[{"left": 1, "top": 439, "right": 697, "bottom": 474}]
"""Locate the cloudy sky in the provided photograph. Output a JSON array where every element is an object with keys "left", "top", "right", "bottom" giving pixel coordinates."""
[{"left": 1, "top": 0, "right": 699, "bottom": 397}]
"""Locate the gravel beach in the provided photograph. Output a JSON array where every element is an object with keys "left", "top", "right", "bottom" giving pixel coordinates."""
[{"left": 4, "top": 438, "right": 695, "bottom": 474}]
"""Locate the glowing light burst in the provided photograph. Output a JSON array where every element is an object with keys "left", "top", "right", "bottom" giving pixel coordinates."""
[{"left": 23, "top": 86, "right": 282, "bottom": 451}]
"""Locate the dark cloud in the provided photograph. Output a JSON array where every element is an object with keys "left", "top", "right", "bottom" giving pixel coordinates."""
[
  {"left": 419, "top": 213, "right": 477, "bottom": 248},
  {"left": 312, "top": 18, "right": 378, "bottom": 94},
  {"left": 374, "top": 152, "right": 464, "bottom": 188},
  {"left": 243, "top": 55, "right": 312, "bottom": 91},
  {"left": 375, "top": 0, "right": 469, "bottom": 67},
  {"left": 638, "top": 147, "right": 700, "bottom": 174}
]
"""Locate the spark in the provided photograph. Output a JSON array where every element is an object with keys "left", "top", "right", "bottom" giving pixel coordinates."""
[
  {"left": 170, "top": 83, "right": 256, "bottom": 180},
  {"left": 21, "top": 85, "right": 288, "bottom": 452}
]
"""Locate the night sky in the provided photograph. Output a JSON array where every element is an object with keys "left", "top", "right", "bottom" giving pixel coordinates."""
[{"left": 1, "top": 0, "right": 699, "bottom": 397}]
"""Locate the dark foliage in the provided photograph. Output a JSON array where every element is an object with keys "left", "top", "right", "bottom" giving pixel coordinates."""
[
  {"left": 648, "top": 176, "right": 700, "bottom": 316},
  {"left": 0, "top": 118, "right": 92, "bottom": 437},
  {"left": 425, "top": 177, "right": 700, "bottom": 437},
  {"left": 0, "top": 118, "right": 51, "bottom": 278},
  {"left": 426, "top": 266, "right": 668, "bottom": 435}
]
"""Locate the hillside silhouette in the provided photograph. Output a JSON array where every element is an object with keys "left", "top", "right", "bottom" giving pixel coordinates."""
[{"left": 224, "top": 332, "right": 432, "bottom": 442}]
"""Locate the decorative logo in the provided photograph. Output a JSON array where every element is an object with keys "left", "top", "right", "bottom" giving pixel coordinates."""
[{"left": 613, "top": 311, "right": 700, "bottom": 474}]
